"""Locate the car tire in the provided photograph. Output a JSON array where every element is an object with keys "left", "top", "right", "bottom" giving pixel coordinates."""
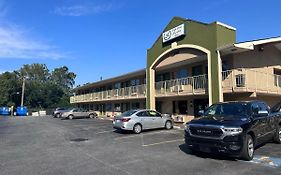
[
  {"left": 273, "top": 125, "right": 281, "bottom": 144},
  {"left": 89, "top": 114, "right": 94, "bottom": 119},
  {"left": 55, "top": 113, "right": 60, "bottom": 118},
  {"left": 133, "top": 124, "right": 142, "bottom": 134},
  {"left": 241, "top": 134, "right": 254, "bottom": 161},
  {"left": 68, "top": 115, "right": 73, "bottom": 120},
  {"left": 165, "top": 121, "right": 173, "bottom": 130}
]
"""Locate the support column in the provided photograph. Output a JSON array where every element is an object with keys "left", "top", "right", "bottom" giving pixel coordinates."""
[
  {"left": 208, "top": 51, "right": 223, "bottom": 105},
  {"left": 146, "top": 68, "right": 155, "bottom": 110}
]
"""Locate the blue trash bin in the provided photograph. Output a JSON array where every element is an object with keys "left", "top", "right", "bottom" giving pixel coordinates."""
[
  {"left": 16, "top": 106, "right": 28, "bottom": 116},
  {"left": 0, "top": 107, "right": 10, "bottom": 116}
]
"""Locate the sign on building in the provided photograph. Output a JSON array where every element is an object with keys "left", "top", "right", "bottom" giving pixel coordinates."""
[{"left": 162, "top": 24, "right": 185, "bottom": 43}]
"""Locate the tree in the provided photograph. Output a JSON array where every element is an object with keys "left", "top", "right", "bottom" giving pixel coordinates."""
[
  {"left": 0, "top": 71, "right": 21, "bottom": 106},
  {"left": 19, "top": 64, "right": 49, "bottom": 83},
  {"left": 0, "top": 64, "right": 76, "bottom": 109},
  {"left": 50, "top": 66, "right": 76, "bottom": 92}
]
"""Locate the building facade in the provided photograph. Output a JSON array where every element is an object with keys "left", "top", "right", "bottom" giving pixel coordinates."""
[{"left": 70, "top": 17, "right": 281, "bottom": 121}]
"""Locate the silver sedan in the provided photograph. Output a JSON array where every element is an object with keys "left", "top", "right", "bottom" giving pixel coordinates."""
[
  {"left": 113, "top": 109, "right": 173, "bottom": 134},
  {"left": 61, "top": 108, "right": 97, "bottom": 119}
]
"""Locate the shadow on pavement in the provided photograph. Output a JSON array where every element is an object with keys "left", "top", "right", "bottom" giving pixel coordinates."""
[
  {"left": 113, "top": 128, "right": 172, "bottom": 135},
  {"left": 178, "top": 144, "right": 237, "bottom": 161}
]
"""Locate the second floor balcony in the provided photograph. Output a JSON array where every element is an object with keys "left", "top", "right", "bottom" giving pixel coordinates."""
[{"left": 70, "top": 69, "right": 281, "bottom": 103}]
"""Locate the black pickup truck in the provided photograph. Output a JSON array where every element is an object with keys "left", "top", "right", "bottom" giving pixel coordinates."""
[{"left": 185, "top": 100, "right": 281, "bottom": 161}]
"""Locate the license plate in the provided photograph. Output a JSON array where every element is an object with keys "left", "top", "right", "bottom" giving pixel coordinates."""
[{"left": 200, "top": 146, "right": 211, "bottom": 153}]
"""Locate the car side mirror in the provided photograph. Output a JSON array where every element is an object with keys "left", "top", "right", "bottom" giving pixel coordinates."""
[
  {"left": 258, "top": 110, "right": 269, "bottom": 117},
  {"left": 198, "top": 110, "right": 204, "bottom": 117}
]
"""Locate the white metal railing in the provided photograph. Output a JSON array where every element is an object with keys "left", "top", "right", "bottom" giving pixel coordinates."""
[
  {"left": 155, "top": 74, "right": 208, "bottom": 96},
  {"left": 70, "top": 69, "right": 281, "bottom": 103},
  {"left": 222, "top": 69, "right": 281, "bottom": 94},
  {"left": 70, "top": 84, "right": 146, "bottom": 103}
]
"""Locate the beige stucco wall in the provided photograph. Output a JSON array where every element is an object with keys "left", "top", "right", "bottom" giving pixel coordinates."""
[{"left": 231, "top": 44, "right": 281, "bottom": 74}]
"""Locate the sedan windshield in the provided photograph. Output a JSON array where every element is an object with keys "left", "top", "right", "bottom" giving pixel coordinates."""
[
  {"left": 205, "top": 103, "right": 248, "bottom": 117},
  {"left": 120, "top": 110, "right": 138, "bottom": 117}
]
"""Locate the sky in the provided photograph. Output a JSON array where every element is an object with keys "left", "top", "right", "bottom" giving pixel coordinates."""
[{"left": 0, "top": 0, "right": 280, "bottom": 86}]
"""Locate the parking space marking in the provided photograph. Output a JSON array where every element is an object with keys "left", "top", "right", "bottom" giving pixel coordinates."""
[
  {"left": 114, "top": 130, "right": 173, "bottom": 140},
  {"left": 142, "top": 139, "right": 184, "bottom": 147},
  {"left": 95, "top": 130, "right": 115, "bottom": 134},
  {"left": 248, "top": 155, "right": 281, "bottom": 168}
]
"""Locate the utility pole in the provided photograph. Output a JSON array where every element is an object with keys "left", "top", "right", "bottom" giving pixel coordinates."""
[{"left": 20, "top": 77, "right": 26, "bottom": 107}]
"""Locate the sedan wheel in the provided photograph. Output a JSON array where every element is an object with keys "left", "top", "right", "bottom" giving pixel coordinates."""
[
  {"left": 68, "top": 115, "right": 73, "bottom": 120},
  {"left": 89, "top": 114, "right": 94, "bottom": 119},
  {"left": 133, "top": 124, "right": 142, "bottom": 134},
  {"left": 165, "top": 121, "right": 172, "bottom": 130}
]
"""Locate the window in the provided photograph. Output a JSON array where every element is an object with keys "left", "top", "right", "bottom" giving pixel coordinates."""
[
  {"left": 114, "top": 103, "right": 121, "bottom": 112},
  {"left": 176, "top": 69, "right": 188, "bottom": 79},
  {"left": 257, "top": 102, "right": 269, "bottom": 112},
  {"left": 106, "top": 104, "right": 112, "bottom": 111},
  {"left": 205, "top": 103, "right": 248, "bottom": 116},
  {"left": 192, "top": 65, "right": 203, "bottom": 76},
  {"left": 148, "top": 110, "right": 162, "bottom": 117},
  {"left": 274, "top": 69, "right": 281, "bottom": 87},
  {"left": 222, "top": 61, "right": 230, "bottom": 71},
  {"left": 130, "top": 79, "right": 140, "bottom": 86},
  {"left": 136, "top": 111, "right": 148, "bottom": 117},
  {"left": 94, "top": 105, "right": 99, "bottom": 111},
  {"left": 132, "top": 102, "right": 140, "bottom": 109},
  {"left": 121, "top": 110, "right": 138, "bottom": 117},
  {"left": 114, "top": 83, "right": 121, "bottom": 89},
  {"left": 156, "top": 72, "right": 170, "bottom": 82}
]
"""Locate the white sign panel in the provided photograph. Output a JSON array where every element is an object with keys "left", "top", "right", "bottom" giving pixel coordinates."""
[{"left": 162, "top": 24, "right": 185, "bottom": 43}]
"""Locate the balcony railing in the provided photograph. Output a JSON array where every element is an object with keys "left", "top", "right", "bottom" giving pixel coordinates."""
[
  {"left": 222, "top": 69, "right": 281, "bottom": 94},
  {"left": 70, "top": 69, "right": 281, "bottom": 103},
  {"left": 70, "top": 84, "right": 146, "bottom": 103},
  {"left": 155, "top": 74, "right": 208, "bottom": 96}
]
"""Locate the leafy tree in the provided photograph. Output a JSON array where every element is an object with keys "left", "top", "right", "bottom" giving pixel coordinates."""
[
  {"left": 19, "top": 64, "right": 49, "bottom": 83},
  {"left": 0, "top": 64, "right": 76, "bottom": 109},
  {"left": 50, "top": 66, "right": 76, "bottom": 92},
  {"left": 0, "top": 71, "right": 21, "bottom": 106}
]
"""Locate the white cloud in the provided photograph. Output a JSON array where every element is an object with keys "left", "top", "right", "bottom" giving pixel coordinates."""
[
  {"left": 54, "top": 3, "right": 119, "bottom": 16},
  {"left": 0, "top": 24, "right": 67, "bottom": 60}
]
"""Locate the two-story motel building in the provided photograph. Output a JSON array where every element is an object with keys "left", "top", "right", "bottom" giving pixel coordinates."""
[{"left": 70, "top": 17, "right": 281, "bottom": 121}]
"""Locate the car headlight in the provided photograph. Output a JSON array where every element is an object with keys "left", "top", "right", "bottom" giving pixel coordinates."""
[{"left": 223, "top": 127, "right": 243, "bottom": 135}]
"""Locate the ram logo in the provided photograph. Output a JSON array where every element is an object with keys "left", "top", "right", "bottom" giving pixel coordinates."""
[{"left": 197, "top": 129, "right": 212, "bottom": 134}]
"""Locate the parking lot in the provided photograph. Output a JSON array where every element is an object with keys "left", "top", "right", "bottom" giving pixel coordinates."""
[{"left": 0, "top": 116, "right": 281, "bottom": 175}]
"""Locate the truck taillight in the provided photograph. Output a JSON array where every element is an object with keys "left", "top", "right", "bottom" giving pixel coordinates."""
[{"left": 121, "top": 118, "right": 131, "bottom": 122}]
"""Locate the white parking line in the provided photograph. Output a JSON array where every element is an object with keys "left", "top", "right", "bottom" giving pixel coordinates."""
[
  {"left": 114, "top": 130, "right": 181, "bottom": 141},
  {"left": 114, "top": 131, "right": 166, "bottom": 140},
  {"left": 95, "top": 130, "right": 115, "bottom": 134},
  {"left": 142, "top": 139, "right": 184, "bottom": 147}
]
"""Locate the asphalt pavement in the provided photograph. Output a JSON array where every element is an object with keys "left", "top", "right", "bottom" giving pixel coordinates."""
[{"left": 0, "top": 115, "right": 280, "bottom": 175}]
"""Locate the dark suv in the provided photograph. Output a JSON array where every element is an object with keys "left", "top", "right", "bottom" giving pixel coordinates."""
[{"left": 185, "top": 101, "right": 281, "bottom": 161}]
